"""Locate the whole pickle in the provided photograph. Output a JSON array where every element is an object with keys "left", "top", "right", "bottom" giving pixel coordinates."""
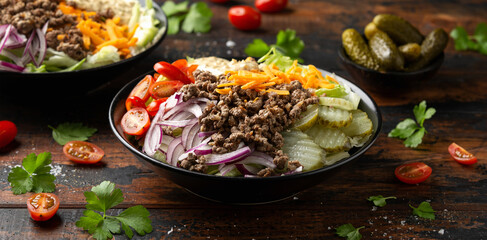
[
  {"left": 364, "top": 22, "right": 381, "bottom": 40},
  {"left": 369, "top": 31, "right": 405, "bottom": 71},
  {"left": 407, "top": 28, "right": 448, "bottom": 71},
  {"left": 373, "top": 14, "right": 424, "bottom": 45},
  {"left": 399, "top": 43, "right": 421, "bottom": 62},
  {"left": 342, "top": 28, "right": 380, "bottom": 70}
]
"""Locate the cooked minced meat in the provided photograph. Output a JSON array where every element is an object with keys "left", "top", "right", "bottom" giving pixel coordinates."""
[{"left": 179, "top": 69, "right": 318, "bottom": 173}]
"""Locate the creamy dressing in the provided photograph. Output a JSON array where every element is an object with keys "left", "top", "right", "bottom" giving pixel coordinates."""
[
  {"left": 67, "top": 0, "right": 136, "bottom": 24},
  {"left": 191, "top": 57, "right": 259, "bottom": 76}
]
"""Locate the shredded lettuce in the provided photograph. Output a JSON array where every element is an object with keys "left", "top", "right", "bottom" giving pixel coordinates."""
[
  {"left": 315, "top": 85, "right": 347, "bottom": 98},
  {"left": 43, "top": 49, "right": 79, "bottom": 68},
  {"left": 25, "top": 63, "right": 47, "bottom": 73},
  {"left": 82, "top": 45, "right": 120, "bottom": 69},
  {"left": 258, "top": 47, "right": 294, "bottom": 72}
]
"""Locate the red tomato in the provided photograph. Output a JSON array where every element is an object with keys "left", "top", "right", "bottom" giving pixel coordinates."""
[
  {"left": 121, "top": 107, "right": 151, "bottom": 136},
  {"left": 395, "top": 162, "right": 432, "bottom": 184},
  {"left": 172, "top": 59, "right": 188, "bottom": 70},
  {"left": 148, "top": 80, "right": 184, "bottom": 100},
  {"left": 448, "top": 143, "right": 477, "bottom": 165},
  {"left": 125, "top": 96, "right": 146, "bottom": 111},
  {"left": 154, "top": 61, "right": 192, "bottom": 84},
  {"left": 228, "top": 6, "right": 261, "bottom": 31},
  {"left": 147, "top": 98, "right": 168, "bottom": 117},
  {"left": 27, "top": 193, "right": 60, "bottom": 221},
  {"left": 63, "top": 141, "right": 105, "bottom": 164},
  {"left": 128, "top": 75, "right": 154, "bottom": 104},
  {"left": 172, "top": 59, "right": 198, "bottom": 82},
  {"left": 0, "top": 120, "right": 17, "bottom": 148},
  {"left": 255, "top": 0, "right": 288, "bottom": 12}
]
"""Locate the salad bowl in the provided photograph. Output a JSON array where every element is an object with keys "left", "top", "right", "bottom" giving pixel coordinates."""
[
  {"left": 0, "top": 0, "right": 167, "bottom": 94},
  {"left": 109, "top": 68, "right": 382, "bottom": 204}
]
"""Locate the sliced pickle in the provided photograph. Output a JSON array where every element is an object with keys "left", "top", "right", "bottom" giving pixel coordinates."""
[
  {"left": 341, "top": 109, "right": 373, "bottom": 138},
  {"left": 318, "top": 105, "right": 352, "bottom": 128},
  {"left": 306, "top": 124, "right": 350, "bottom": 153},
  {"left": 319, "top": 97, "right": 356, "bottom": 111},
  {"left": 292, "top": 104, "right": 319, "bottom": 131}
]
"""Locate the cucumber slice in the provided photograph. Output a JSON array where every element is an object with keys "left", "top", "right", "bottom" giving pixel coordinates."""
[
  {"left": 292, "top": 104, "right": 319, "bottom": 131},
  {"left": 318, "top": 105, "right": 352, "bottom": 128},
  {"left": 306, "top": 124, "right": 350, "bottom": 153},
  {"left": 319, "top": 97, "right": 356, "bottom": 110}
]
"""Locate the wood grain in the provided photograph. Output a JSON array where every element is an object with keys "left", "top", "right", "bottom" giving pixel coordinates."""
[{"left": 1, "top": 0, "right": 487, "bottom": 239}]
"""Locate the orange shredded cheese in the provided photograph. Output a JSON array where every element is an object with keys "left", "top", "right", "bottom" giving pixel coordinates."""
[
  {"left": 58, "top": 2, "right": 138, "bottom": 59},
  {"left": 216, "top": 61, "right": 340, "bottom": 95}
]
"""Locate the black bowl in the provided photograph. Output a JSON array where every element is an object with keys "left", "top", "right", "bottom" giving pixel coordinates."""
[
  {"left": 338, "top": 47, "right": 444, "bottom": 95},
  {"left": 108, "top": 69, "right": 382, "bottom": 204},
  {"left": 0, "top": 0, "right": 167, "bottom": 94}
]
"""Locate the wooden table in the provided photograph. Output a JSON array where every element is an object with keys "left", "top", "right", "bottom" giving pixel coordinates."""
[{"left": 1, "top": 0, "right": 486, "bottom": 239}]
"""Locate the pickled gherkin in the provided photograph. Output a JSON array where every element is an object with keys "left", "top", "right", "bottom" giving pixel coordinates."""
[
  {"left": 373, "top": 14, "right": 423, "bottom": 45},
  {"left": 408, "top": 28, "right": 448, "bottom": 71},
  {"left": 369, "top": 31, "right": 405, "bottom": 71},
  {"left": 364, "top": 22, "right": 381, "bottom": 40},
  {"left": 399, "top": 43, "right": 421, "bottom": 62},
  {"left": 342, "top": 28, "right": 380, "bottom": 71}
]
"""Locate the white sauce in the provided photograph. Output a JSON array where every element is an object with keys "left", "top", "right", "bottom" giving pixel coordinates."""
[
  {"left": 67, "top": 0, "right": 136, "bottom": 24},
  {"left": 191, "top": 57, "right": 259, "bottom": 76}
]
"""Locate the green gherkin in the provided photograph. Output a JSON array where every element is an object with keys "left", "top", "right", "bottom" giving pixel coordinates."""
[
  {"left": 369, "top": 31, "right": 405, "bottom": 71},
  {"left": 373, "top": 14, "right": 424, "bottom": 45},
  {"left": 342, "top": 28, "right": 380, "bottom": 71},
  {"left": 399, "top": 43, "right": 422, "bottom": 62},
  {"left": 407, "top": 28, "right": 448, "bottom": 71}
]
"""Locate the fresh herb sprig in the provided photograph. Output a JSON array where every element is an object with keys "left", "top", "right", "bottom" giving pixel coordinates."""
[
  {"left": 7, "top": 152, "right": 56, "bottom": 195},
  {"left": 450, "top": 23, "right": 487, "bottom": 55},
  {"left": 335, "top": 223, "right": 365, "bottom": 240},
  {"left": 49, "top": 122, "right": 97, "bottom": 145},
  {"left": 410, "top": 201, "right": 435, "bottom": 220},
  {"left": 162, "top": 1, "right": 213, "bottom": 35},
  {"left": 388, "top": 100, "right": 436, "bottom": 148},
  {"left": 367, "top": 195, "right": 397, "bottom": 207},
  {"left": 245, "top": 29, "right": 305, "bottom": 61},
  {"left": 75, "top": 181, "right": 152, "bottom": 240}
]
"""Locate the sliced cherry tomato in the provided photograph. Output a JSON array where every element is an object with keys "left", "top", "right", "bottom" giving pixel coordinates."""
[
  {"left": 127, "top": 75, "right": 154, "bottom": 104},
  {"left": 153, "top": 73, "right": 160, "bottom": 79},
  {"left": 154, "top": 61, "right": 192, "bottom": 84},
  {"left": 27, "top": 193, "right": 60, "bottom": 221},
  {"left": 172, "top": 59, "right": 188, "bottom": 70},
  {"left": 0, "top": 120, "right": 17, "bottom": 148},
  {"left": 121, "top": 107, "right": 151, "bottom": 136},
  {"left": 395, "top": 162, "right": 432, "bottom": 184},
  {"left": 172, "top": 59, "right": 198, "bottom": 82},
  {"left": 149, "top": 80, "right": 184, "bottom": 100},
  {"left": 448, "top": 142, "right": 477, "bottom": 165},
  {"left": 125, "top": 96, "right": 146, "bottom": 111},
  {"left": 255, "top": 0, "right": 288, "bottom": 12},
  {"left": 63, "top": 141, "right": 105, "bottom": 164},
  {"left": 228, "top": 6, "right": 261, "bottom": 31},
  {"left": 147, "top": 98, "right": 168, "bottom": 117}
]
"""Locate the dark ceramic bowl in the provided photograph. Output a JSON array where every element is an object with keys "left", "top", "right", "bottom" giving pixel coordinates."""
[
  {"left": 0, "top": 0, "right": 167, "bottom": 94},
  {"left": 338, "top": 47, "right": 444, "bottom": 94},
  {"left": 108, "top": 69, "right": 382, "bottom": 204}
]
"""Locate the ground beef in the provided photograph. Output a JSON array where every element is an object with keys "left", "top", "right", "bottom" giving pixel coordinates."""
[
  {"left": 179, "top": 69, "right": 318, "bottom": 175},
  {"left": 0, "top": 0, "right": 89, "bottom": 60},
  {"left": 179, "top": 153, "right": 207, "bottom": 173}
]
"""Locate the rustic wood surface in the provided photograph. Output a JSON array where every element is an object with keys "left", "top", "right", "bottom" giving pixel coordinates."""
[{"left": 1, "top": 0, "right": 486, "bottom": 239}]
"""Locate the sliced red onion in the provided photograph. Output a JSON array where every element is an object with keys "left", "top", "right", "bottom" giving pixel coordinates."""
[
  {"left": 22, "top": 28, "right": 36, "bottom": 60},
  {"left": 143, "top": 100, "right": 167, "bottom": 156},
  {"left": 35, "top": 27, "right": 47, "bottom": 66},
  {"left": 0, "top": 25, "right": 13, "bottom": 53},
  {"left": 0, "top": 61, "right": 24, "bottom": 72},
  {"left": 237, "top": 155, "right": 276, "bottom": 169},
  {"left": 181, "top": 120, "right": 198, "bottom": 149},
  {"left": 193, "top": 144, "right": 212, "bottom": 155},
  {"left": 220, "top": 164, "right": 236, "bottom": 176},
  {"left": 0, "top": 50, "right": 22, "bottom": 66},
  {"left": 197, "top": 131, "right": 215, "bottom": 138},
  {"left": 205, "top": 146, "right": 252, "bottom": 165},
  {"left": 178, "top": 137, "right": 212, "bottom": 161},
  {"left": 185, "top": 123, "right": 200, "bottom": 150},
  {"left": 162, "top": 101, "right": 190, "bottom": 120},
  {"left": 235, "top": 164, "right": 261, "bottom": 175},
  {"left": 166, "top": 137, "right": 183, "bottom": 166},
  {"left": 158, "top": 119, "right": 195, "bottom": 128},
  {"left": 168, "top": 111, "right": 194, "bottom": 121},
  {"left": 282, "top": 166, "right": 303, "bottom": 175},
  {"left": 41, "top": 22, "right": 49, "bottom": 34},
  {"left": 158, "top": 135, "right": 174, "bottom": 153}
]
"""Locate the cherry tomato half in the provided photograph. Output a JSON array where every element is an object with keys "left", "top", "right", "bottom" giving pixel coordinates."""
[
  {"left": 0, "top": 120, "right": 17, "bottom": 148},
  {"left": 125, "top": 96, "right": 146, "bottom": 111},
  {"left": 121, "top": 107, "right": 151, "bottom": 136},
  {"left": 228, "top": 6, "right": 261, "bottom": 31},
  {"left": 153, "top": 61, "right": 192, "bottom": 84},
  {"left": 27, "top": 193, "right": 60, "bottom": 221},
  {"left": 63, "top": 141, "right": 105, "bottom": 164},
  {"left": 147, "top": 98, "right": 168, "bottom": 117},
  {"left": 172, "top": 59, "right": 198, "bottom": 83},
  {"left": 395, "top": 162, "right": 432, "bottom": 184},
  {"left": 127, "top": 75, "right": 154, "bottom": 105},
  {"left": 149, "top": 80, "right": 184, "bottom": 100},
  {"left": 255, "top": 0, "right": 288, "bottom": 13},
  {"left": 448, "top": 142, "right": 477, "bottom": 165}
]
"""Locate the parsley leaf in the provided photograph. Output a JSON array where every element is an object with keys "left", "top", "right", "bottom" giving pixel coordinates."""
[
  {"left": 162, "top": 1, "right": 212, "bottom": 35},
  {"left": 49, "top": 122, "right": 97, "bottom": 145},
  {"left": 76, "top": 181, "right": 152, "bottom": 240},
  {"left": 388, "top": 101, "right": 435, "bottom": 148},
  {"left": 450, "top": 22, "right": 487, "bottom": 55},
  {"left": 367, "top": 195, "right": 397, "bottom": 207},
  {"left": 410, "top": 201, "right": 435, "bottom": 220},
  {"left": 7, "top": 152, "right": 56, "bottom": 195},
  {"left": 336, "top": 223, "right": 364, "bottom": 240},
  {"left": 245, "top": 29, "right": 305, "bottom": 60}
]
